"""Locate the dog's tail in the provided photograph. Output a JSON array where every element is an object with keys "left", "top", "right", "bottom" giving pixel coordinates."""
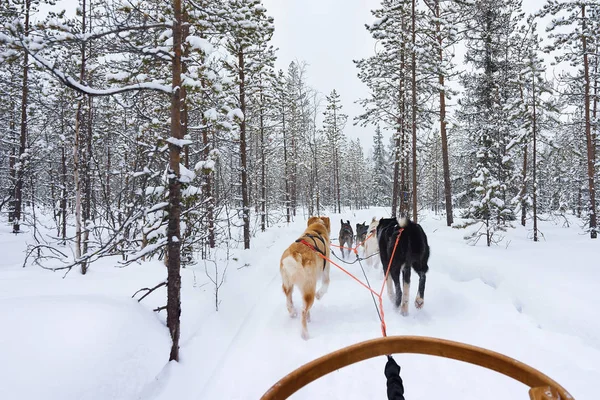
[{"left": 397, "top": 217, "right": 411, "bottom": 228}]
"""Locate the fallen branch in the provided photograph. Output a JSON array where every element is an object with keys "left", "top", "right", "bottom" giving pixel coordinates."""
[{"left": 132, "top": 281, "right": 167, "bottom": 302}]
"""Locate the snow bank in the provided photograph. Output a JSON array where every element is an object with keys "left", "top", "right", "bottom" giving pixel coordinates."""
[{"left": 0, "top": 295, "right": 170, "bottom": 400}]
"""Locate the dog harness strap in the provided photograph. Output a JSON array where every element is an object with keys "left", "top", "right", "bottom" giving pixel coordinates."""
[{"left": 296, "top": 234, "right": 327, "bottom": 270}]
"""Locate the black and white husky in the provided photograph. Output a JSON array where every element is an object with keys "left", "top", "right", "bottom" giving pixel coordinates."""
[{"left": 377, "top": 217, "right": 430, "bottom": 316}]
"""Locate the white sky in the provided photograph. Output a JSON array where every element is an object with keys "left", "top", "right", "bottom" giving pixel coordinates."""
[{"left": 262, "top": 0, "right": 382, "bottom": 150}]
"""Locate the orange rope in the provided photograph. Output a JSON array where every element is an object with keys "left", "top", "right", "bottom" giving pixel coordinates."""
[
  {"left": 298, "top": 229, "right": 402, "bottom": 338},
  {"left": 330, "top": 231, "right": 375, "bottom": 256}
]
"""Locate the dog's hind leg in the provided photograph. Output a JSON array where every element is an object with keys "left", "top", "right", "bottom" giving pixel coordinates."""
[
  {"left": 415, "top": 270, "right": 426, "bottom": 309},
  {"left": 386, "top": 274, "right": 395, "bottom": 303},
  {"left": 400, "top": 264, "right": 411, "bottom": 316},
  {"left": 282, "top": 283, "right": 297, "bottom": 318},
  {"left": 301, "top": 291, "right": 315, "bottom": 340},
  {"left": 391, "top": 268, "right": 403, "bottom": 309},
  {"left": 280, "top": 257, "right": 298, "bottom": 318},
  {"left": 316, "top": 261, "right": 330, "bottom": 300}
]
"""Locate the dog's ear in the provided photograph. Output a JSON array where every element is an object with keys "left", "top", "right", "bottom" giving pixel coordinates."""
[
  {"left": 340, "top": 219, "right": 344, "bottom": 225},
  {"left": 347, "top": 220, "right": 350, "bottom": 225}
]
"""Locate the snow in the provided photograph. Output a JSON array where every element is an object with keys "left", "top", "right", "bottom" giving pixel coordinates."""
[
  {"left": 187, "top": 36, "right": 214, "bottom": 54},
  {"left": 1, "top": 208, "right": 599, "bottom": 399}
]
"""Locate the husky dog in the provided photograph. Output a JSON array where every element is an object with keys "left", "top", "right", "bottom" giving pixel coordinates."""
[
  {"left": 339, "top": 219, "right": 354, "bottom": 258},
  {"left": 377, "top": 217, "right": 430, "bottom": 316},
  {"left": 280, "top": 216, "right": 331, "bottom": 340},
  {"left": 355, "top": 222, "right": 368, "bottom": 246},
  {"left": 364, "top": 217, "right": 381, "bottom": 270}
]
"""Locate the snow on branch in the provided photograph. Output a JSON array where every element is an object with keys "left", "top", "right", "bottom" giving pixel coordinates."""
[{"left": 0, "top": 33, "right": 172, "bottom": 97}]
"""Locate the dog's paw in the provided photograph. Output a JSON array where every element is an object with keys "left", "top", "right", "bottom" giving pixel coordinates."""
[
  {"left": 288, "top": 308, "right": 298, "bottom": 318},
  {"left": 316, "top": 288, "right": 327, "bottom": 300},
  {"left": 415, "top": 297, "right": 424, "bottom": 309},
  {"left": 301, "top": 330, "right": 310, "bottom": 340},
  {"left": 400, "top": 302, "right": 409, "bottom": 317}
]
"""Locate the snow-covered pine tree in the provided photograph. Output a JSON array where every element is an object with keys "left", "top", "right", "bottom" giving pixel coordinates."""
[
  {"left": 323, "top": 89, "right": 348, "bottom": 214},
  {"left": 355, "top": 0, "right": 412, "bottom": 218},
  {"left": 371, "top": 125, "right": 391, "bottom": 206},
  {"left": 508, "top": 16, "right": 559, "bottom": 240},
  {"left": 422, "top": 0, "right": 462, "bottom": 226},
  {"left": 220, "top": 0, "right": 274, "bottom": 249},
  {"left": 539, "top": 0, "right": 599, "bottom": 238},
  {"left": 457, "top": 0, "right": 525, "bottom": 246}
]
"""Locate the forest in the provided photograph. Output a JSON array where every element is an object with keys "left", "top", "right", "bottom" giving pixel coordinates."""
[{"left": 0, "top": 0, "right": 598, "bottom": 365}]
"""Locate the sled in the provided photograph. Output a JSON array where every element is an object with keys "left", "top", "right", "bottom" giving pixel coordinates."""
[{"left": 261, "top": 336, "right": 572, "bottom": 400}]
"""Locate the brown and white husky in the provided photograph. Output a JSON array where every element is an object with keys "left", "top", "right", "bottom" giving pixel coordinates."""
[{"left": 279, "top": 216, "right": 331, "bottom": 340}]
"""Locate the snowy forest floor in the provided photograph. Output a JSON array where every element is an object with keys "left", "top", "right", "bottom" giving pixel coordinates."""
[{"left": 1, "top": 207, "right": 599, "bottom": 399}]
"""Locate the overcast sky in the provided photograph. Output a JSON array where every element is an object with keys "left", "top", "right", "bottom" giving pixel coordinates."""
[{"left": 262, "top": 0, "right": 382, "bottom": 151}]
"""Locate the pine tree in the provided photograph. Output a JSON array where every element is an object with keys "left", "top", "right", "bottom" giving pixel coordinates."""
[
  {"left": 323, "top": 89, "right": 348, "bottom": 214},
  {"left": 539, "top": 0, "right": 599, "bottom": 238},
  {"left": 457, "top": 0, "right": 525, "bottom": 246},
  {"left": 372, "top": 125, "right": 390, "bottom": 206}
]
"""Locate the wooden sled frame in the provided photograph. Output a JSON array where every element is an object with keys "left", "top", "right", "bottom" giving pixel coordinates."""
[{"left": 261, "top": 336, "right": 572, "bottom": 400}]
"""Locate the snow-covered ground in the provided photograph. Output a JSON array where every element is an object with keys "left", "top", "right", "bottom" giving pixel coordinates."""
[{"left": 1, "top": 208, "right": 598, "bottom": 399}]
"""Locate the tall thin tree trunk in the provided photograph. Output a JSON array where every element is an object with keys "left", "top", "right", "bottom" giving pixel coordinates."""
[
  {"left": 282, "top": 110, "right": 290, "bottom": 223},
  {"left": 73, "top": 0, "right": 88, "bottom": 262},
  {"left": 532, "top": 72, "right": 538, "bottom": 242},
  {"left": 82, "top": 95, "right": 93, "bottom": 274},
  {"left": 12, "top": 0, "right": 31, "bottom": 233},
  {"left": 166, "top": 0, "right": 184, "bottom": 362},
  {"left": 335, "top": 149, "right": 341, "bottom": 214},
  {"left": 520, "top": 144, "right": 528, "bottom": 227},
  {"left": 238, "top": 49, "right": 250, "bottom": 249},
  {"left": 60, "top": 143, "right": 67, "bottom": 243},
  {"left": 436, "top": 0, "right": 453, "bottom": 226},
  {"left": 260, "top": 88, "right": 266, "bottom": 232},
  {"left": 201, "top": 115, "right": 215, "bottom": 249},
  {"left": 582, "top": 5, "right": 597, "bottom": 239},
  {"left": 391, "top": 128, "right": 401, "bottom": 218},
  {"left": 411, "top": 0, "right": 418, "bottom": 223}
]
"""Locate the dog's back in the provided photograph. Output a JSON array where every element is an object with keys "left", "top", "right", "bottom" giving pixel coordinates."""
[
  {"left": 377, "top": 217, "right": 430, "bottom": 314},
  {"left": 398, "top": 217, "right": 429, "bottom": 271}
]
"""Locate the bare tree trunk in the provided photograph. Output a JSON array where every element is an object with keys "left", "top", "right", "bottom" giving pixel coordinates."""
[
  {"left": 12, "top": 0, "right": 31, "bottom": 233},
  {"left": 282, "top": 112, "right": 290, "bottom": 223},
  {"left": 201, "top": 117, "right": 215, "bottom": 248},
  {"left": 411, "top": 0, "right": 418, "bottom": 223},
  {"left": 532, "top": 75, "right": 538, "bottom": 242},
  {"left": 291, "top": 134, "right": 297, "bottom": 217},
  {"left": 238, "top": 49, "right": 250, "bottom": 249},
  {"left": 60, "top": 143, "right": 67, "bottom": 243},
  {"left": 391, "top": 127, "right": 401, "bottom": 218},
  {"left": 73, "top": 0, "right": 88, "bottom": 262},
  {"left": 520, "top": 144, "right": 528, "bottom": 227},
  {"left": 335, "top": 149, "right": 341, "bottom": 214},
  {"left": 260, "top": 88, "right": 266, "bottom": 232},
  {"left": 582, "top": 5, "right": 597, "bottom": 239},
  {"left": 435, "top": 0, "right": 453, "bottom": 226},
  {"left": 81, "top": 94, "right": 93, "bottom": 274},
  {"left": 166, "top": 0, "right": 184, "bottom": 362}
]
